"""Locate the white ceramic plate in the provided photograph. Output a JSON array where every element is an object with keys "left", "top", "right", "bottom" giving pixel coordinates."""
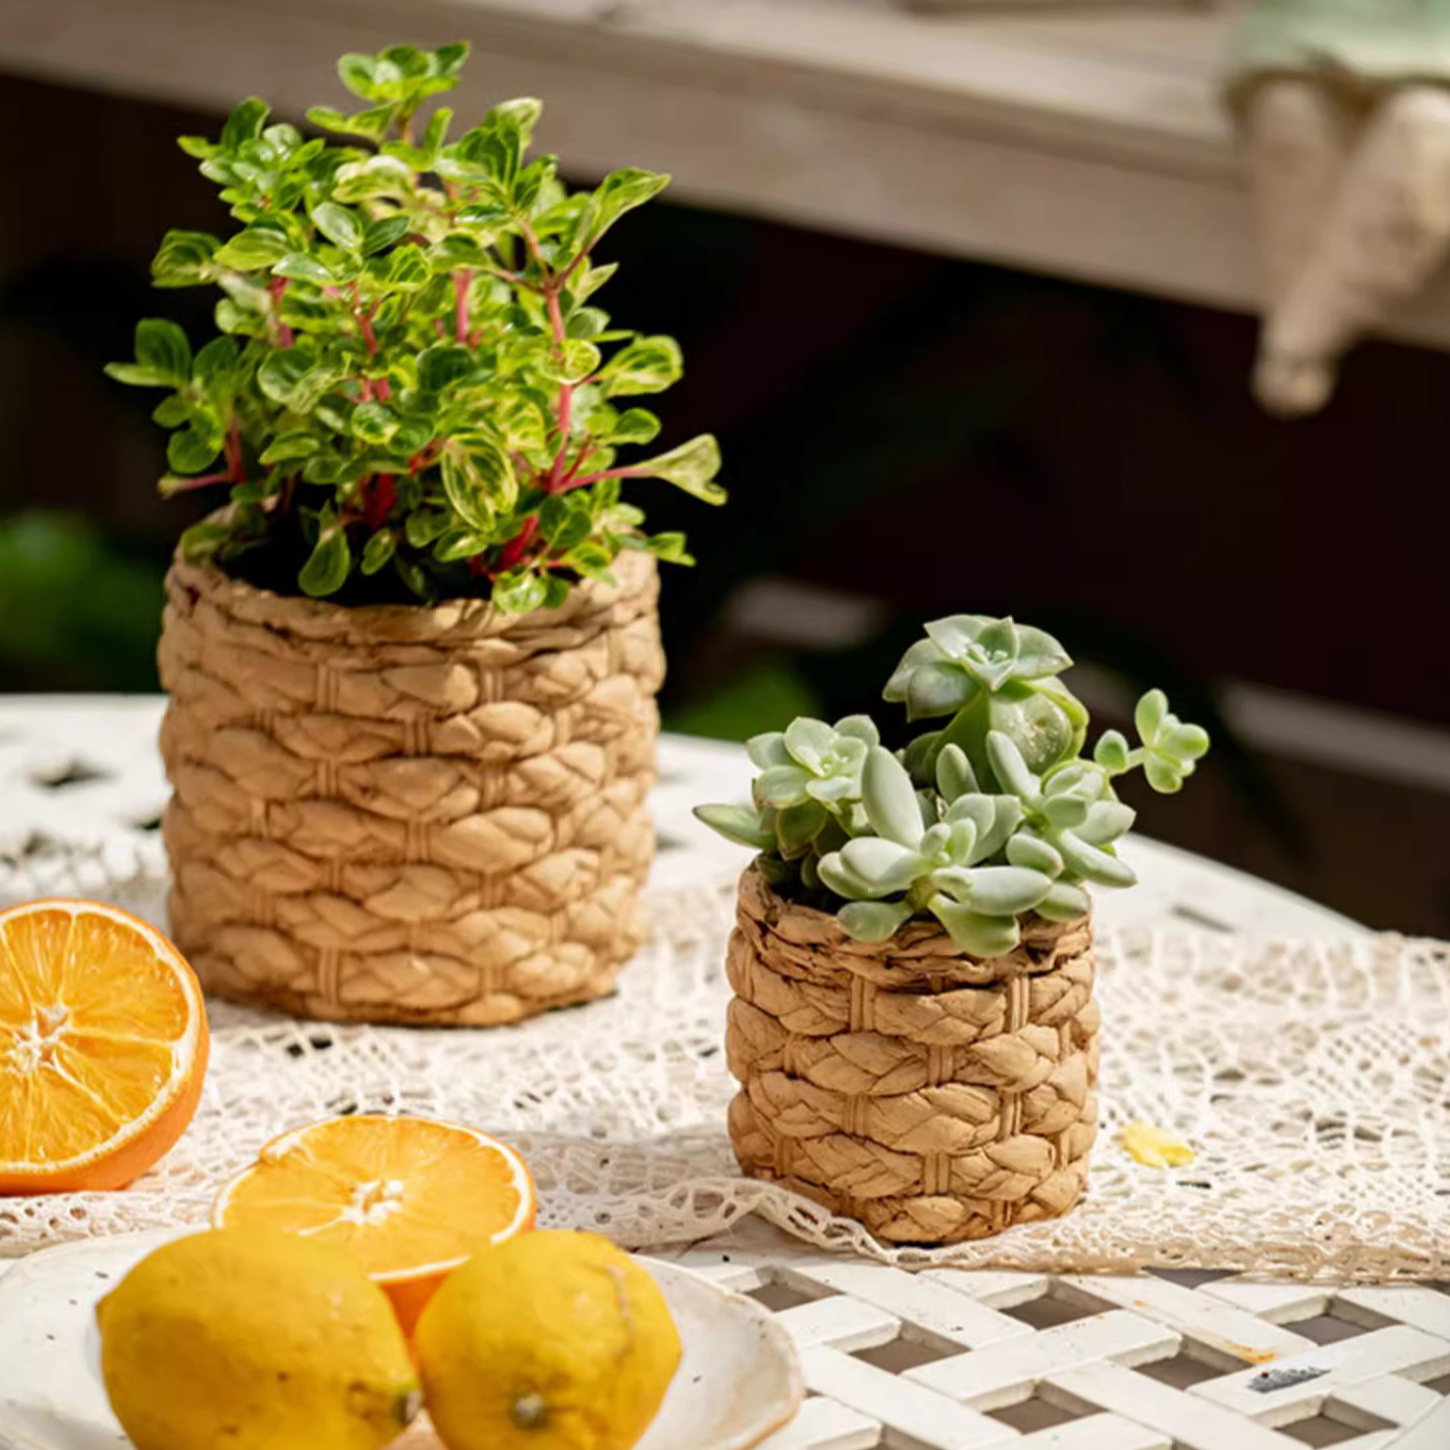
[{"left": 0, "top": 1231, "right": 802, "bottom": 1450}]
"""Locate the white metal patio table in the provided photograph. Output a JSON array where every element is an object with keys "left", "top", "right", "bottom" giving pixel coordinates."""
[{"left": 2, "top": 695, "right": 1445, "bottom": 1450}]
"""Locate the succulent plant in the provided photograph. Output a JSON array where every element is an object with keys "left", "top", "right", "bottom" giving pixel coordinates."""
[{"left": 695, "top": 613, "right": 1210, "bottom": 955}]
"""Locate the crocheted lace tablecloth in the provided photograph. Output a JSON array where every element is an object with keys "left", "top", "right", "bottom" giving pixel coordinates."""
[{"left": 1, "top": 872, "right": 1447, "bottom": 1281}]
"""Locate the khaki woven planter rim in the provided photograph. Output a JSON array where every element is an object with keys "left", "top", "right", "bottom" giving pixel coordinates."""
[
  {"left": 726, "top": 865, "right": 1099, "bottom": 1244},
  {"left": 157, "top": 535, "right": 665, "bottom": 1025}
]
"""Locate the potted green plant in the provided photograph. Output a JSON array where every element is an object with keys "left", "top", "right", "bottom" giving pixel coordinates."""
[
  {"left": 696, "top": 615, "right": 1208, "bottom": 1243},
  {"left": 108, "top": 42, "right": 723, "bottom": 1025}
]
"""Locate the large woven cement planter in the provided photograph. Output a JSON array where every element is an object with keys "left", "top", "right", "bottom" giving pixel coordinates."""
[
  {"left": 726, "top": 866, "right": 1099, "bottom": 1244},
  {"left": 156, "top": 545, "right": 665, "bottom": 1025}
]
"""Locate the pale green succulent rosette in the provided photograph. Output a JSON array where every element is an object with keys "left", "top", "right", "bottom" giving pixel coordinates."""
[
  {"left": 885, "top": 614, "right": 1087, "bottom": 782},
  {"left": 694, "top": 714, "right": 877, "bottom": 870},
  {"left": 694, "top": 614, "right": 1209, "bottom": 957},
  {"left": 1225, "top": 0, "right": 1450, "bottom": 107}
]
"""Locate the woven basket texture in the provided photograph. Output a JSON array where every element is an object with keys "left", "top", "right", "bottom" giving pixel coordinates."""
[
  {"left": 156, "top": 545, "right": 665, "bottom": 1025},
  {"left": 726, "top": 866, "right": 1099, "bottom": 1244}
]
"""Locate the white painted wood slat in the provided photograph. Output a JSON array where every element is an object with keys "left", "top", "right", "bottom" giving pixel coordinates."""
[
  {"left": 905, "top": 1309, "right": 1179, "bottom": 1405},
  {"left": 779, "top": 1258, "right": 1030, "bottom": 1350},
  {"left": 1331, "top": 1375, "right": 1445, "bottom": 1432},
  {"left": 775, "top": 1295, "right": 901, "bottom": 1354},
  {"left": 1013, "top": 1415, "right": 1170, "bottom": 1450},
  {"left": 1189, "top": 1326, "right": 1450, "bottom": 1425},
  {"left": 1045, "top": 1363, "right": 1308, "bottom": 1450},
  {"left": 927, "top": 1269, "right": 1053, "bottom": 1311},
  {"left": 1382, "top": 1396, "right": 1450, "bottom": 1449},
  {"left": 1197, "top": 1278, "right": 1332, "bottom": 1323},
  {"left": 1336, "top": 1287, "right": 1450, "bottom": 1341},
  {"left": 800, "top": 1345, "right": 1015, "bottom": 1450},
  {"left": 757, "top": 1395, "right": 882, "bottom": 1450},
  {"left": 1059, "top": 1275, "right": 1315, "bottom": 1368}
]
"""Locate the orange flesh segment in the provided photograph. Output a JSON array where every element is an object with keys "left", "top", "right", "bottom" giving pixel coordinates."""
[
  {"left": 218, "top": 1116, "right": 532, "bottom": 1279},
  {"left": 0, "top": 907, "right": 194, "bottom": 1168}
]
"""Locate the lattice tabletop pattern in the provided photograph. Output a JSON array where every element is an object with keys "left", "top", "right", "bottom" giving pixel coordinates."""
[{"left": 664, "top": 1219, "right": 1450, "bottom": 1450}]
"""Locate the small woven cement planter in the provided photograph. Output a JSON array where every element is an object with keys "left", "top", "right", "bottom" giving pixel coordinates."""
[
  {"left": 726, "top": 866, "right": 1099, "bottom": 1244},
  {"left": 156, "top": 543, "right": 665, "bottom": 1025}
]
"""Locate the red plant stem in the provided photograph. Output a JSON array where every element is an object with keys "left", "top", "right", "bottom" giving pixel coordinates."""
[
  {"left": 358, "top": 376, "right": 374, "bottom": 403},
  {"left": 169, "top": 469, "right": 233, "bottom": 490},
  {"left": 375, "top": 376, "right": 392, "bottom": 403},
  {"left": 546, "top": 454, "right": 593, "bottom": 496},
  {"left": 453, "top": 268, "right": 473, "bottom": 343},
  {"left": 351, "top": 282, "right": 379, "bottom": 356},
  {"left": 518, "top": 219, "right": 548, "bottom": 272},
  {"left": 408, "top": 442, "right": 443, "bottom": 474},
  {"left": 560, "top": 442, "right": 596, "bottom": 485},
  {"left": 362, "top": 472, "right": 396, "bottom": 529},
  {"left": 556, "top": 465, "right": 645, "bottom": 492},
  {"left": 545, "top": 386, "right": 574, "bottom": 493},
  {"left": 267, "top": 277, "right": 294, "bottom": 347},
  {"left": 544, "top": 289, "right": 566, "bottom": 352},
  {"left": 495, "top": 515, "right": 539, "bottom": 572},
  {"left": 541, "top": 279, "right": 575, "bottom": 490},
  {"left": 170, "top": 426, "right": 248, "bottom": 494},
  {"left": 223, "top": 426, "right": 245, "bottom": 484},
  {"left": 558, "top": 243, "right": 592, "bottom": 289}
]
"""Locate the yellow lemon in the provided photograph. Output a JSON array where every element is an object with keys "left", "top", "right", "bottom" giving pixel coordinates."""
[
  {"left": 96, "top": 1227, "right": 420, "bottom": 1450},
  {"left": 416, "top": 1231, "right": 682, "bottom": 1450}
]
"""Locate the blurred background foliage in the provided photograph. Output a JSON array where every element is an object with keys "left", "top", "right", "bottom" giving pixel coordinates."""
[
  {"left": 2, "top": 74, "right": 1448, "bottom": 933},
  {"left": 0, "top": 513, "right": 164, "bottom": 692}
]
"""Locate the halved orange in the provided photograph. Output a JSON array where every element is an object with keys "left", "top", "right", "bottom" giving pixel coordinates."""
[
  {"left": 212, "top": 1113, "right": 537, "bottom": 1332},
  {"left": 0, "top": 898, "right": 209, "bottom": 1194}
]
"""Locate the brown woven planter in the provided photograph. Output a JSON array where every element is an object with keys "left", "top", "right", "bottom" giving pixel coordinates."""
[
  {"left": 726, "top": 866, "right": 1099, "bottom": 1244},
  {"left": 155, "top": 544, "right": 665, "bottom": 1025}
]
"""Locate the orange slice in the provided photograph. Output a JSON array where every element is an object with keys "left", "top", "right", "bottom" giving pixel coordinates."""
[
  {"left": 0, "top": 898, "right": 209, "bottom": 1194},
  {"left": 213, "top": 1114, "right": 536, "bottom": 1332}
]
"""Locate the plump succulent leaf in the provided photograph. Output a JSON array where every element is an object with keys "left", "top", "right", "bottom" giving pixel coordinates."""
[
  {"left": 746, "top": 731, "right": 790, "bottom": 770},
  {"left": 834, "top": 715, "right": 880, "bottom": 745},
  {"left": 861, "top": 746, "right": 925, "bottom": 848},
  {"left": 784, "top": 717, "right": 834, "bottom": 771},
  {"left": 776, "top": 800, "right": 828, "bottom": 857},
  {"left": 928, "top": 895, "right": 1021, "bottom": 958},
  {"left": 1005, "top": 833, "right": 1063, "bottom": 875},
  {"left": 838, "top": 900, "right": 913, "bottom": 943},
  {"left": 1036, "top": 880, "right": 1091, "bottom": 923},
  {"left": 1094, "top": 729, "right": 1131, "bottom": 773},
  {"left": 754, "top": 764, "right": 811, "bottom": 809},
  {"left": 692, "top": 803, "right": 774, "bottom": 850},
  {"left": 935, "top": 743, "right": 977, "bottom": 802},
  {"left": 815, "top": 851, "right": 875, "bottom": 901},
  {"left": 837, "top": 836, "right": 926, "bottom": 895}
]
